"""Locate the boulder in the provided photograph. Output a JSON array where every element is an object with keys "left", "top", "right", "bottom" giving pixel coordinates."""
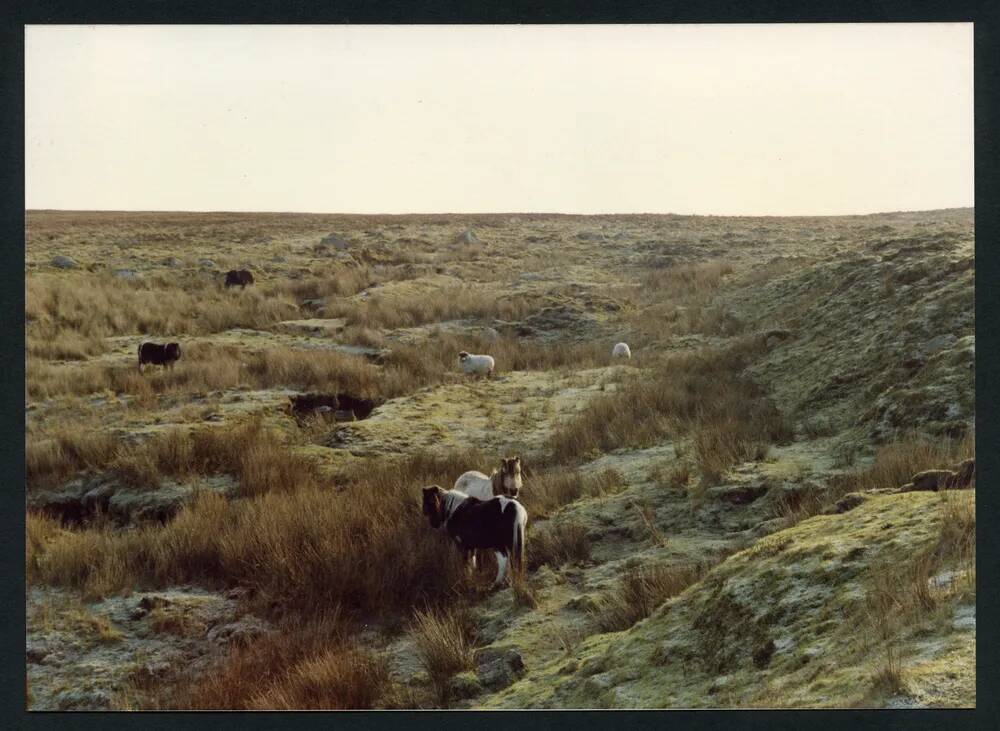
[
  {"left": 473, "top": 646, "right": 525, "bottom": 691},
  {"left": 51, "top": 255, "right": 77, "bottom": 269},
  {"left": 198, "top": 258, "right": 216, "bottom": 269},
  {"left": 112, "top": 269, "right": 141, "bottom": 280},
  {"left": 447, "top": 671, "right": 483, "bottom": 700},
  {"left": 946, "top": 458, "right": 975, "bottom": 489},
  {"left": 910, "top": 469, "right": 956, "bottom": 492}
]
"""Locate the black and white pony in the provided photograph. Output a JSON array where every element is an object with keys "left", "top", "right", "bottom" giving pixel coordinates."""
[{"left": 421, "top": 485, "right": 527, "bottom": 588}]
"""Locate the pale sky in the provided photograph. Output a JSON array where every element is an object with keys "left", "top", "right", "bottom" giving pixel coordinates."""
[{"left": 25, "top": 24, "right": 973, "bottom": 216}]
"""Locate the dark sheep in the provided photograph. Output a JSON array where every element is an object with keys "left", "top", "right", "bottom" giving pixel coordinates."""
[
  {"left": 225, "top": 269, "right": 254, "bottom": 288},
  {"left": 138, "top": 342, "right": 181, "bottom": 371}
]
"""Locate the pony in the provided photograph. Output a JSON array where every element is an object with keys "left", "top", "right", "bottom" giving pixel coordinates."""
[
  {"left": 421, "top": 485, "right": 527, "bottom": 588},
  {"left": 454, "top": 456, "right": 523, "bottom": 500}
]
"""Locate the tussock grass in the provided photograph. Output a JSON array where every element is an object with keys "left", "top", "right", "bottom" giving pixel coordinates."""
[
  {"left": 527, "top": 521, "right": 591, "bottom": 571},
  {"left": 326, "top": 285, "right": 536, "bottom": 331},
  {"left": 594, "top": 563, "right": 706, "bottom": 632},
  {"left": 412, "top": 606, "right": 475, "bottom": 705},
  {"left": 548, "top": 338, "right": 792, "bottom": 484},
  {"left": 26, "top": 424, "right": 119, "bottom": 489},
  {"left": 26, "top": 271, "right": 301, "bottom": 343},
  {"left": 523, "top": 467, "right": 623, "bottom": 518},
  {"left": 841, "top": 430, "right": 974, "bottom": 493},
  {"left": 29, "top": 416, "right": 324, "bottom": 496},
  {"left": 777, "top": 431, "right": 975, "bottom": 525},
  {"left": 153, "top": 612, "right": 391, "bottom": 710},
  {"left": 27, "top": 448, "right": 481, "bottom": 614}
]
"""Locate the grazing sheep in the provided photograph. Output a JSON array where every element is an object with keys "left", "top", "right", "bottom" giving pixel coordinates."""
[
  {"left": 458, "top": 351, "right": 495, "bottom": 377},
  {"left": 455, "top": 456, "right": 523, "bottom": 500},
  {"left": 612, "top": 342, "right": 631, "bottom": 359}
]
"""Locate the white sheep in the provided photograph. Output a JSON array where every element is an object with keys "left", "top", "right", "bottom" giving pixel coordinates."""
[
  {"left": 612, "top": 342, "right": 631, "bottom": 359},
  {"left": 458, "top": 351, "right": 495, "bottom": 377}
]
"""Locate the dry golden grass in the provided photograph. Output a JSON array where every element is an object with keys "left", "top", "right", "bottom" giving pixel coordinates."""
[
  {"left": 522, "top": 467, "right": 623, "bottom": 519},
  {"left": 325, "top": 285, "right": 536, "bottom": 331},
  {"left": 527, "top": 521, "right": 591, "bottom": 571},
  {"left": 411, "top": 606, "right": 475, "bottom": 704},
  {"left": 594, "top": 563, "right": 706, "bottom": 632},
  {"left": 27, "top": 447, "right": 488, "bottom": 615},
  {"left": 26, "top": 423, "right": 119, "bottom": 489},
  {"left": 776, "top": 431, "right": 975, "bottom": 525},
  {"left": 150, "top": 611, "right": 391, "bottom": 710},
  {"left": 548, "top": 338, "right": 792, "bottom": 483},
  {"left": 147, "top": 607, "right": 207, "bottom": 638}
]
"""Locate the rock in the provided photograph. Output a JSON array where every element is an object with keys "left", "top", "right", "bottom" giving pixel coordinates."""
[
  {"left": 334, "top": 410, "right": 357, "bottom": 422},
  {"left": 953, "top": 605, "right": 975, "bottom": 632},
  {"left": 827, "top": 492, "right": 866, "bottom": 514},
  {"left": 455, "top": 229, "right": 481, "bottom": 245},
  {"left": 447, "top": 671, "right": 482, "bottom": 700},
  {"left": 707, "top": 482, "right": 770, "bottom": 505},
  {"left": 163, "top": 257, "right": 183, "bottom": 268},
  {"left": 946, "top": 458, "right": 975, "bottom": 489},
  {"left": 199, "top": 258, "right": 216, "bottom": 269},
  {"left": 481, "top": 327, "right": 500, "bottom": 342},
  {"left": 51, "top": 255, "right": 77, "bottom": 269},
  {"left": 26, "top": 640, "right": 50, "bottom": 664},
  {"left": 910, "top": 469, "right": 955, "bottom": 492},
  {"left": 271, "top": 255, "right": 287, "bottom": 263},
  {"left": 319, "top": 234, "right": 350, "bottom": 250},
  {"left": 473, "top": 646, "right": 525, "bottom": 690},
  {"left": 112, "top": 269, "right": 141, "bottom": 280}
]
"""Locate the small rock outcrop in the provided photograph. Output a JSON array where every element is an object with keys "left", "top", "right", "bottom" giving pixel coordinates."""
[
  {"left": 51, "top": 255, "right": 77, "bottom": 269},
  {"left": 473, "top": 646, "right": 525, "bottom": 691},
  {"left": 898, "top": 458, "right": 975, "bottom": 493}
]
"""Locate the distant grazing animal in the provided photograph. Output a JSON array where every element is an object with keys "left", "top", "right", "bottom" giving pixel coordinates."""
[
  {"left": 225, "top": 269, "right": 254, "bottom": 288},
  {"left": 455, "top": 456, "right": 523, "bottom": 500},
  {"left": 612, "top": 342, "right": 631, "bottom": 359},
  {"left": 458, "top": 351, "right": 495, "bottom": 377},
  {"left": 138, "top": 342, "right": 181, "bottom": 372},
  {"left": 422, "top": 485, "right": 527, "bottom": 588}
]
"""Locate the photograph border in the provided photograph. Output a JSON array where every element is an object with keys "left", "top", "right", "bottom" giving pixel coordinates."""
[{"left": 3, "top": 1, "right": 996, "bottom": 729}]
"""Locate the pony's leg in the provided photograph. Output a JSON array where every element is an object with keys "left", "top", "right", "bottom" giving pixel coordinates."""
[
  {"left": 493, "top": 551, "right": 508, "bottom": 587},
  {"left": 470, "top": 550, "right": 478, "bottom": 571}
]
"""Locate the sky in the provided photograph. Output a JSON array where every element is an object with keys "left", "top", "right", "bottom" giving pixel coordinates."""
[{"left": 25, "top": 24, "right": 973, "bottom": 216}]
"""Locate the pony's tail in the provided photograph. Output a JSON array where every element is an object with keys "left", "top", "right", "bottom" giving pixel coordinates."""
[{"left": 512, "top": 508, "right": 526, "bottom": 577}]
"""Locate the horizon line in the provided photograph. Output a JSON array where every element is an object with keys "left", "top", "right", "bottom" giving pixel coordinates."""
[{"left": 25, "top": 206, "right": 975, "bottom": 219}]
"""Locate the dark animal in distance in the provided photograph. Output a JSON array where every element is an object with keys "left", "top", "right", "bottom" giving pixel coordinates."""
[
  {"left": 224, "top": 269, "right": 254, "bottom": 288},
  {"left": 422, "top": 485, "right": 527, "bottom": 587},
  {"left": 138, "top": 342, "right": 181, "bottom": 372}
]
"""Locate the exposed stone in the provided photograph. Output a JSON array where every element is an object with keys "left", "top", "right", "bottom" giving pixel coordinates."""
[
  {"left": 51, "top": 255, "right": 77, "bottom": 269},
  {"left": 473, "top": 646, "right": 525, "bottom": 690}
]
